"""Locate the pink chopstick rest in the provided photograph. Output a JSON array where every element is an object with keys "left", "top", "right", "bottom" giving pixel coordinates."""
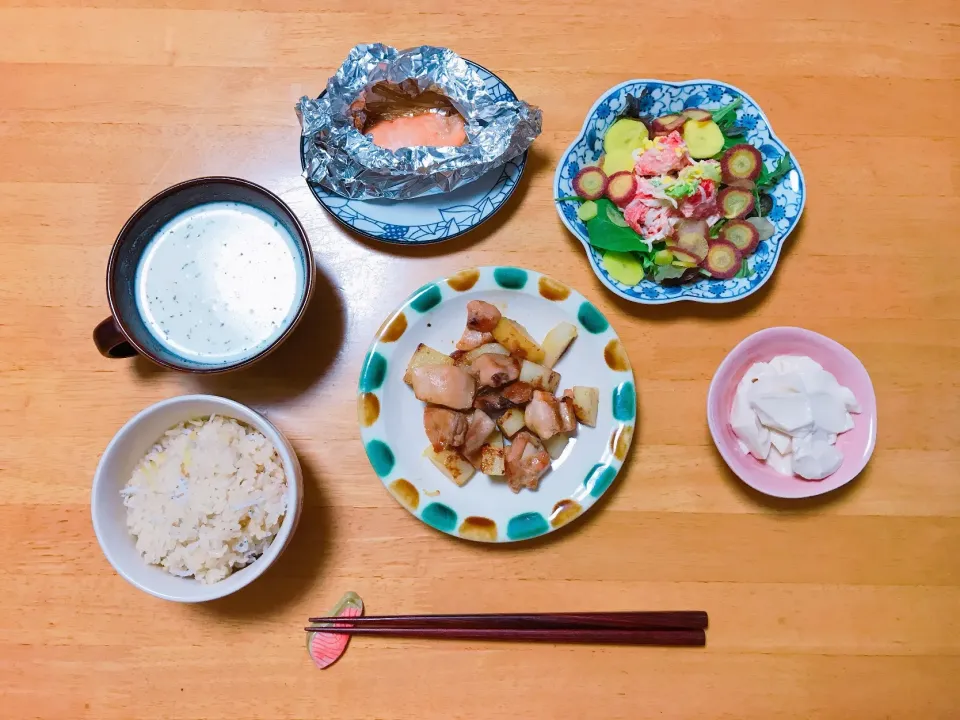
[{"left": 306, "top": 591, "right": 364, "bottom": 669}]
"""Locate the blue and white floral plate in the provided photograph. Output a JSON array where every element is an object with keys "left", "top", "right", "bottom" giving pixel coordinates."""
[
  {"left": 554, "top": 79, "right": 806, "bottom": 304},
  {"left": 357, "top": 266, "right": 636, "bottom": 543},
  {"left": 302, "top": 62, "right": 527, "bottom": 245}
]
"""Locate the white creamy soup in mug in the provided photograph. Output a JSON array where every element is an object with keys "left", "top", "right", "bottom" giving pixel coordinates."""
[{"left": 135, "top": 202, "right": 305, "bottom": 365}]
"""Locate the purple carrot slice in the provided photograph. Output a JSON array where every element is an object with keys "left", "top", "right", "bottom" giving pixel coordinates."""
[
  {"left": 703, "top": 240, "right": 742, "bottom": 278},
  {"left": 606, "top": 171, "right": 637, "bottom": 207},
  {"left": 572, "top": 166, "right": 608, "bottom": 201},
  {"left": 720, "top": 219, "right": 760, "bottom": 254},
  {"left": 720, "top": 144, "right": 762, "bottom": 183},
  {"left": 718, "top": 187, "right": 755, "bottom": 219}
]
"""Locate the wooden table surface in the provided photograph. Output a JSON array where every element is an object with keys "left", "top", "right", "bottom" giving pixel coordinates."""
[{"left": 1, "top": 1, "right": 958, "bottom": 718}]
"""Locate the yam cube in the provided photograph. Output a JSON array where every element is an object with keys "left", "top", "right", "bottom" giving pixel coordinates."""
[
  {"left": 479, "top": 430, "right": 505, "bottom": 476},
  {"left": 491, "top": 317, "right": 545, "bottom": 363},
  {"left": 519, "top": 360, "right": 561, "bottom": 393},
  {"left": 540, "top": 322, "right": 578, "bottom": 369},
  {"left": 571, "top": 386, "right": 599, "bottom": 427},
  {"left": 423, "top": 446, "right": 475, "bottom": 487},
  {"left": 543, "top": 433, "right": 570, "bottom": 460},
  {"left": 497, "top": 407, "right": 526, "bottom": 438}
]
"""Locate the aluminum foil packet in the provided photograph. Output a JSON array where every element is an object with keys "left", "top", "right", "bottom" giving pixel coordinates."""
[{"left": 296, "top": 43, "right": 542, "bottom": 200}]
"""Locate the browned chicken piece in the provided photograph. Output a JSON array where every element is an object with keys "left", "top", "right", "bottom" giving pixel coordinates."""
[
  {"left": 524, "top": 390, "right": 562, "bottom": 440},
  {"left": 473, "top": 380, "right": 534, "bottom": 414},
  {"left": 461, "top": 409, "right": 496, "bottom": 459},
  {"left": 423, "top": 406, "right": 469, "bottom": 452},
  {"left": 473, "top": 389, "right": 514, "bottom": 415},
  {"left": 456, "top": 328, "right": 495, "bottom": 351},
  {"left": 410, "top": 364, "right": 476, "bottom": 410},
  {"left": 501, "top": 381, "right": 533, "bottom": 406},
  {"left": 466, "top": 300, "right": 501, "bottom": 333},
  {"left": 469, "top": 353, "right": 520, "bottom": 388},
  {"left": 558, "top": 395, "right": 577, "bottom": 433},
  {"left": 504, "top": 431, "right": 552, "bottom": 493}
]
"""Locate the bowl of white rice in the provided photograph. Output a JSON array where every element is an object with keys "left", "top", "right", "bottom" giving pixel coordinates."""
[{"left": 91, "top": 394, "right": 303, "bottom": 602}]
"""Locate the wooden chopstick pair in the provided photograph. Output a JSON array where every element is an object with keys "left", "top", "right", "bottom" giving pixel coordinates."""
[{"left": 305, "top": 611, "right": 708, "bottom": 646}]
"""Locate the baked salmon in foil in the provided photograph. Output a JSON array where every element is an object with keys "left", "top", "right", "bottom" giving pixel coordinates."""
[{"left": 297, "top": 44, "right": 542, "bottom": 200}]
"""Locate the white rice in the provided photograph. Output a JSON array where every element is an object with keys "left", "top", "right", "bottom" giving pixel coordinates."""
[{"left": 121, "top": 415, "right": 288, "bottom": 584}]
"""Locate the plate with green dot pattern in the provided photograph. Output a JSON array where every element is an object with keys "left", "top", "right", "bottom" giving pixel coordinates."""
[{"left": 357, "top": 266, "right": 636, "bottom": 543}]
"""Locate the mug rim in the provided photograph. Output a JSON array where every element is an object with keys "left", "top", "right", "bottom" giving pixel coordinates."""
[{"left": 105, "top": 176, "right": 316, "bottom": 374}]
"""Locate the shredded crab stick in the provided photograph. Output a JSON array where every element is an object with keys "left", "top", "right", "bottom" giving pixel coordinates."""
[
  {"left": 634, "top": 131, "right": 689, "bottom": 176},
  {"left": 678, "top": 179, "right": 719, "bottom": 220},
  {"left": 624, "top": 199, "right": 675, "bottom": 243},
  {"left": 366, "top": 112, "right": 467, "bottom": 151}
]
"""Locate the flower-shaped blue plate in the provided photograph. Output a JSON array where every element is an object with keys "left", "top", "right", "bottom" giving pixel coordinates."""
[
  {"left": 554, "top": 79, "right": 806, "bottom": 304},
  {"left": 302, "top": 61, "right": 527, "bottom": 245}
]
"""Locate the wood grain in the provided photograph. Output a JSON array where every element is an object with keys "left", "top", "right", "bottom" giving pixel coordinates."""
[{"left": 0, "top": 1, "right": 958, "bottom": 717}]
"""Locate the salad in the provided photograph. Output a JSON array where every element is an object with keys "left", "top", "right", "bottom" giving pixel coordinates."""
[{"left": 558, "top": 92, "right": 793, "bottom": 286}]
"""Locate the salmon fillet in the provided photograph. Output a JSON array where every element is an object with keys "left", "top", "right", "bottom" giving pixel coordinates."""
[{"left": 367, "top": 112, "right": 467, "bottom": 151}]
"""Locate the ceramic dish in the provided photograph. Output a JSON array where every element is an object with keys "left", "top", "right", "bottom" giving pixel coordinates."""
[
  {"left": 302, "top": 61, "right": 526, "bottom": 245},
  {"left": 707, "top": 327, "right": 877, "bottom": 499},
  {"left": 554, "top": 79, "right": 805, "bottom": 304},
  {"left": 93, "top": 176, "right": 316, "bottom": 371},
  {"left": 358, "top": 266, "right": 636, "bottom": 542},
  {"left": 92, "top": 394, "right": 304, "bottom": 602}
]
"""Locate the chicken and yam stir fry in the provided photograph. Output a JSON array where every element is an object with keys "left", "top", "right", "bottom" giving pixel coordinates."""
[{"left": 404, "top": 301, "right": 600, "bottom": 493}]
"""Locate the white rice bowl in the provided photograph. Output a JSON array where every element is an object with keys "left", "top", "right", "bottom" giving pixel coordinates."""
[{"left": 121, "top": 415, "right": 288, "bottom": 584}]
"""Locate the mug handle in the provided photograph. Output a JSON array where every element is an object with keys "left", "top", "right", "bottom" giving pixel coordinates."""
[{"left": 93, "top": 317, "right": 137, "bottom": 358}]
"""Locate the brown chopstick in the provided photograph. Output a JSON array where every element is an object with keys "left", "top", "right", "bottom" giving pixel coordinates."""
[
  {"left": 303, "top": 626, "right": 705, "bottom": 646},
  {"left": 306, "top": 611, "right": 707, "bottom": 631}
]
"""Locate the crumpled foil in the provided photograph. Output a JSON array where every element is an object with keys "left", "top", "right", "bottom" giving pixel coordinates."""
[{"left": 296, "top": 43, "right": 542, "bottom": 200}]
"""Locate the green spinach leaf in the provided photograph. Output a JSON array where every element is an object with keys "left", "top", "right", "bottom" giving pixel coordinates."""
[
  {"left": 756, "top": 153, "right": 793, "bottom": 190},
  {"left": 734, "top": 260, "right": 756, "bottom": 279},
  {"left": 711, "top": 97, "right": 743, "bottom": 130},
  {"left": 585, "top": 199, "right": 650, "bottom": 253}
]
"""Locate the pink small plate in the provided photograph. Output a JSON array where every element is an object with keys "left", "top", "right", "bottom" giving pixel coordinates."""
[{"left": 707, "top": 327, "right": 878, "bottom": 499}]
